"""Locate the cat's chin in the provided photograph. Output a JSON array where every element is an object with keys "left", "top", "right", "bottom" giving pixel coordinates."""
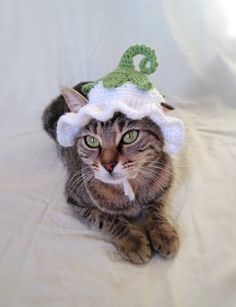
[{"left": 94, "top": 173, "right": 125, "bottom": 185}]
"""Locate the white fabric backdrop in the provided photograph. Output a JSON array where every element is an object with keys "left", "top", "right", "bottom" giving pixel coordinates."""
[{"left": 0, "top": 1, "right": 236, "bottom": 306}]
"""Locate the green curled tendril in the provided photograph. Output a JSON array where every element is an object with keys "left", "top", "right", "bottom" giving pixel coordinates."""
[{"left": 82, "top": 44, "right": 159, "bottom": 94}]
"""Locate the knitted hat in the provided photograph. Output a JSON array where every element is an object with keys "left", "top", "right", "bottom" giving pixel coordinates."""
[{"left": 57, "top": 44, "right": 184, "bottom": 154}]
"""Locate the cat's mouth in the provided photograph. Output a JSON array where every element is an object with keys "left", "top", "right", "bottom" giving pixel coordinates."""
[
  {"left": 95, "top": 172, "right": 126, "bottom": 185},
  {"left": 94, "top": 171, "right": 137, "bottom": 185}
]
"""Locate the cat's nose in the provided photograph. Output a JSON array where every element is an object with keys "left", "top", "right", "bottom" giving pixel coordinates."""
[{"left": 102, "top": 162, "right": 117, "bottom": 174}]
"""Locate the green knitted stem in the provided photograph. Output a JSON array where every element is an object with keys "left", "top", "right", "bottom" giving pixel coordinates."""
[
  {"left": 118, "top": 44, "right": 158, "bottom": 74},
  {"left": 82, "top": 44, "right": 159, "bottom": 94}
]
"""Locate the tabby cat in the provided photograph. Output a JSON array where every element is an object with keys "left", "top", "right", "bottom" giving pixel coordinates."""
[{"left": 42, "top": 82, "right": 179, "bottom": 264}]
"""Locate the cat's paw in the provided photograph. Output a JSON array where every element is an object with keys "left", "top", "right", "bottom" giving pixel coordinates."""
[
  {"left": 116, "top": 227, "right": 152, "bottom": 264},
  {"left": 148, "top": 224, "right": 179, "bottom": 258}
]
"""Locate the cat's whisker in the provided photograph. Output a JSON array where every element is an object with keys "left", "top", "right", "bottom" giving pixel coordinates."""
[
  {"left": 67, "top": 174, "right": 93, "bottom": 197},
  {"left": 76, "top": 173, "right": 95, "bottom": 195},
  {"left": 73, "top": 176, "right": 91, "bottom": 194},
  {"left": 137, "top": 167, "right": 171, "bottom": 184},
  {"left": 67, "top": 170, "right": 94, "bottom": 196},
  {"left": 138, "top": 165, "right": 171, "bottom": 177},
  {"left": 145, "top": 167, "right": 173, "bottom": 176},
  {"left": 138, "top": 163, "right": 173, "bottom": 176},
  {"left": 67, "top": 166, "right": 92, "bottom": 186},
  {"left": 69, "top": 170, "right": 94, "bottom": 190},
  {"left": 141, "top": 174, "right": 171, "bottom": 192},
  {"left": 68, "top": 169, "right": 92, "bottom": 190}
]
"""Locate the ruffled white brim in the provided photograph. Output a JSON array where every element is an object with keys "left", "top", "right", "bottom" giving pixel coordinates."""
[{"left": 57, "top": 99, "right": 184, "bottom": 154}]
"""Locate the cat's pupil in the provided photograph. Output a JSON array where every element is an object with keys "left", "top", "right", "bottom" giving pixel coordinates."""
[{"left": 85, "top": 135, "right": 100, "bottom": 148}]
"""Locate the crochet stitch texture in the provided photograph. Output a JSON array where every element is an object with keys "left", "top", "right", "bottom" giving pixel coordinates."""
[
  {"left": 82, "top": 44, "right": 158, "bottom": 94},
  {"left": 57, "top": 43, "right": 184, "bottom": 156}
]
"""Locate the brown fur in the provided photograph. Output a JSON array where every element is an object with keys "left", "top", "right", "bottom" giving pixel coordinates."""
[{"left": 42, "top": 83, "right": 179, "bottom": 264}]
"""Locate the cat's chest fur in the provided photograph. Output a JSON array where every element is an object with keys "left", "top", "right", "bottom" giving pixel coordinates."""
[{"left": 83, "top": 174, "right": 170, "bottom": 217}]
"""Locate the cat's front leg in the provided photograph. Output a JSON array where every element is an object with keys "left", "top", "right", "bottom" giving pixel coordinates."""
[
  {"left": 68, "top": 200, "right": 152, "bottom": 264},
  {"left": 112, "top": 221, "right": 152, "bottom": 264},
  {"left": 144, "top": 202, "right": 179, "bottom": 258}
]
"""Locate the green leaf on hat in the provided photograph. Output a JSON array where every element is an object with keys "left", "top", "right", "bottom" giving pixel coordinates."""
[
  {"left": 81, "top": 44, "right": 159, "bottom": 94},
  {"left": 82, "top": 82, "right": 97, "bottom": 94},
  {"left": 103, "top": 71, "right": 129, "bottom": 88},
  {"left": 129, "top": 72, "right": 153, "bottom": 91}
]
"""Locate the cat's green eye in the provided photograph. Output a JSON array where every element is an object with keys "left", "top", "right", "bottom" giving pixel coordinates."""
[
  {"left": 85, "top": 135, "right": 100, "bottom": 148},
  {"left": 122, "top": 130, "right": 139, "bottom": 144}
]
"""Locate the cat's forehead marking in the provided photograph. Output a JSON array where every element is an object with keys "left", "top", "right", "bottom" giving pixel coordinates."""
[
  {"left": 100, "top": 121, "right": 119, "bottom": 146},
  {"left": 96, "top": 113, "right": 127, "bottom": 132},
  {"left": 86, "top": 113, "right": 129, "bottom": 146},
  {"left": 83, "top": 114, "right": 162, "bottom": 140}
]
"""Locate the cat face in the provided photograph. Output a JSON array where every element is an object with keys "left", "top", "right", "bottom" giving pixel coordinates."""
[
  {"left": 60, "top": 87, "right": 169, "bottom": 186},
  {"left": 76, "top": 112, "right": 164, "bottom": 185}
]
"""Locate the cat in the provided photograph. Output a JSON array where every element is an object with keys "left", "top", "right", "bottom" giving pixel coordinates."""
[{"left": 42, "top": 82, "right": 179, "bottom": 264}]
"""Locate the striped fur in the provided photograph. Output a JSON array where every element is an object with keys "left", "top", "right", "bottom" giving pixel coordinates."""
[{"left": 42, "top": 83, "right": 179, "bottom": 264}]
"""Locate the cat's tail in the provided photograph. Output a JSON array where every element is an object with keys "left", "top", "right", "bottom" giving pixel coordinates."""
[
  {"left": 42, "top": 82, "right": 89, "bottom": 141},
  {"left": 42, "top": 94, "right": 68, "bottom": 140}
]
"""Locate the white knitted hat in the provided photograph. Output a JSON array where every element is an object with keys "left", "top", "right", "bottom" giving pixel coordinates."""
[{"left": 57, "top": 44, "right": 184, "bottom": 154}]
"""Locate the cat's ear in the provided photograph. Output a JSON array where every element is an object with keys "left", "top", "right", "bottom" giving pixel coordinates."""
[
  {"left": 61, "top": 86, "right": 88, "bottom": 113},
  {"left": 161, "top": 102, "right": 174, "bottom": 112}
]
